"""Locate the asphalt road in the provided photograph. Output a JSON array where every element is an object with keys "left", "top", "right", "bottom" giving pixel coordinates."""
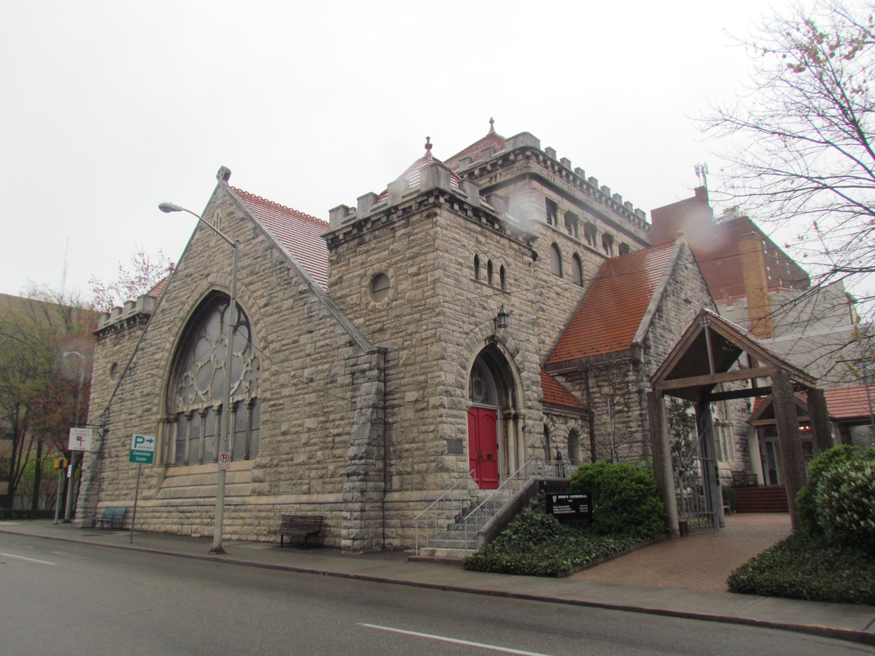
[{"left": 0, "top": 533, "right": 870, "bottom": 656}]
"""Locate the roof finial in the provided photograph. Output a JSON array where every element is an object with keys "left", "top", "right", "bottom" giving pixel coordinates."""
[
  {"left": 488, "top": 117, "right": 495, "bottom": 134},
  {"left": 425, "top": 136, "right": 432, "bottom": 151}
]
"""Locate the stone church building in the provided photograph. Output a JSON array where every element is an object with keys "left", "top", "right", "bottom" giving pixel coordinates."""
[{"left": 79, "top": 125, "right": 716, "bottom": 551}]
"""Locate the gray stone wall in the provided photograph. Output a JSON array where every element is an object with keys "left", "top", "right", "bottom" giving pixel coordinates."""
[{"left": 78, "top": 182, "right": 384, "bottom": 549}]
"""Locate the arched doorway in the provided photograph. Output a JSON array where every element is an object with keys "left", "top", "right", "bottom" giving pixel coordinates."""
[{"left": 467, "top": 344, "right": 520, "bottom": 489}]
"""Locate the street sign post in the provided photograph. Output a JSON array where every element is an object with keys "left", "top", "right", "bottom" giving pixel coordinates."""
[
  {"left": 128, "top": 434, "right": 156, "bottom": 544},
  {"left": 218, "top": 452, "right": 231, "bottom": 471},
  {"left": 129, "top": 434, "right": 156, "bottom": 464}
]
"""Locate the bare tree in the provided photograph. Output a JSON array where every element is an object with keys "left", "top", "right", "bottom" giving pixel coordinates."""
[
  {"left": 705, "top": 1, "right": 875, "bottom": 328},
  {"left": 90, "top": 248, "right": 174, "bottom": 313},
  {"left": 0, "top": 288, "right": 96, "bottom": 510}
]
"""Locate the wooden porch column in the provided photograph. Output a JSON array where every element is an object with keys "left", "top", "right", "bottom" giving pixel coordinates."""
[
  {"left": 772, "top": 371, "right": 807, "bottom": 530},
  {"left": 806, "top": 388, "right": 833, "bottom": 454},
  {"left": 647, "top": 391, "right": 679, "bottom": 536}
]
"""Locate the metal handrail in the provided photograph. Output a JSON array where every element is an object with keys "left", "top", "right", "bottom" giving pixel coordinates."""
[
  {"left": 461, "top": 459, "right": 570, "bottom": 547},
  {"left": 414, "top": 470, "right": 475, "bottom": 555}
]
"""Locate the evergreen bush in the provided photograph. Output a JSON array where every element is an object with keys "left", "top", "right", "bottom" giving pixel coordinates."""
[
  {"left": 568, "top": 461, "right": 667, "bottom": 539},
  {"left": 816, "top": 458, "right": 875, "bottom": 549},
  {"left": 463, "top": 509, "right": 641, "bottom": 577},
  {"left": 795, "top": 444, "right": 860, "bottom": 535}
]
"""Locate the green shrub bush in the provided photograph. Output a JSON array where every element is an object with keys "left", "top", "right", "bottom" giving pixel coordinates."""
[
  {"left": 816, "top": 458, "right": 875, "bottom": 549},
  {"left": 795, "top": 444, "right": 862, "bottom": 535},
  {"left": 568, "top": 461, "right": 666, "bottom": 539},
  {"left": 728, "top": 533, "right": 875, "bottom": 605},
  {"left": 463, "top": 509, "right": 641, "bottom": 577}
]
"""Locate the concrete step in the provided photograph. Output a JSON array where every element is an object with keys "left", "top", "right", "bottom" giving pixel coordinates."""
[
  {"left": 417, "top": 547, "right": 473, "bottom": 559},
  {"left": 734, "top": 486, "right": 790, "bottom": 513}
]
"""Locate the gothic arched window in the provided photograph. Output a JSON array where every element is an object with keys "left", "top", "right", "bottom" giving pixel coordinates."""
[
  {"left": 168, "top": 295, "right": 261, "bottom": 466},
  {"left": 550, "top": 244, "right": 563, "bottom": 277}
]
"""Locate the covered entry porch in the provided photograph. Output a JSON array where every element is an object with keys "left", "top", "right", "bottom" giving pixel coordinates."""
[{"left": 647, "top": 309, "right": 826, "bottom": 535}]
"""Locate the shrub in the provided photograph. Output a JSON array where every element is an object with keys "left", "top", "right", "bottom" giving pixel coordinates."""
[
  {"left": 568, "top": 461, "right": 666, "bottom": 539},
  {"left": 816, "top": 458, "right": 875, "bottom": 549},
  {"left": 463, "top": 509, "right": 641, "bottom": 576},
  {"left": 795, "top": 444, "right": 861, "bottom": 535},
  {"left": 728, "top": 533, "right": 875, "bottom": 605}
]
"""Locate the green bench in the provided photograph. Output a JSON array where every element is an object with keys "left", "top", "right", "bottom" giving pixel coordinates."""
[{"left": 91, "top": 506, "right": 127, "bottom": 530}]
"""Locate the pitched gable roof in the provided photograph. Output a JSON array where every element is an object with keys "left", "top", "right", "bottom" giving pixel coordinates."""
[
  {"left": 444, "top": 124, "right": 506, "bottom": 171},
  {"left": 540, "top": 370, "right": 586, "bottom": 411},
  {"left": 547, "top": 241, "right": 677, "bottom": 365},
  {"left": 233, "top": 188, "right": 330, "bottom": 288},
  {"left": 376, "top": 147, "right": 463, "bottom": 201},
  {"left": 823, "top": 386, "right": 875, "bottom": 420}
]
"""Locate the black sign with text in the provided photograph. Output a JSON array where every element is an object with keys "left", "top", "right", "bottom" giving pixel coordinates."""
[{"left": 546, "top": 493, "right": 592, "bottom": 518}]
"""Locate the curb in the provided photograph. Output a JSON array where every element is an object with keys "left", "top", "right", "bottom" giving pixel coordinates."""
[{"left": 3, "top": 527, "right": 873, "bottom": 647}]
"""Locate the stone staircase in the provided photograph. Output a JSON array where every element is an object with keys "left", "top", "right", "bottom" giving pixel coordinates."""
[
  {"left": 416, "top": 494, "right": 502, "bottom": 558},
  {"left": 734, "top": 485, "right": 790, "bottom": 513}
]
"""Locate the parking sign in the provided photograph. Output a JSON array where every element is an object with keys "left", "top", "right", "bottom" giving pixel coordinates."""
[{"left": 129, "top": 434, "right": 156, "bottom": 464}]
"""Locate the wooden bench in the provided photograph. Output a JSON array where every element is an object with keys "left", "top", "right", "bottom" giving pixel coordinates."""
[
  {"left": 274, "top": 514, "right": 323, "bottom": 548},
  {"left": 91, "top": 506, "right": 127, "bottom": 530}
]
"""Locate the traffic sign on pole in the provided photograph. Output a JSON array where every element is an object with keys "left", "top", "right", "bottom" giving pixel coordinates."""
[
  {"left": 129, "top": 434, "right": 156, "bottom": 465},
  {"left": 218, "top": 452, "right": 231, "bottom": 471}
]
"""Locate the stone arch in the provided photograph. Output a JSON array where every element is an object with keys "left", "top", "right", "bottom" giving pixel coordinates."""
[
  {"left": 467, "top": 341, "right": 525, "bottom": 487},
  {"left": 163, "top": 291, "right": 261, "bottom": 467}
]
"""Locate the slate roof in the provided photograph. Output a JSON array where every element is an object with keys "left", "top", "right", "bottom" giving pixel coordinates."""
[
  {"left": 547, "top": 241, "right": 676, "bottom": 365},
  {"left": 540, "top": 370, "right": 586, "bottom": 410},
  {"left": 233, "top": 188, "right": 330, "bottom": 289},
  {"left": 444, "top": 124, "right": 506, "bottom": 171}
]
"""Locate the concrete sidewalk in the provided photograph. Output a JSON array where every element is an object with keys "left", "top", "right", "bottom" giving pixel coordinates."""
[{"left": 1, "top": 518, "right": 873, "bottom": 647}]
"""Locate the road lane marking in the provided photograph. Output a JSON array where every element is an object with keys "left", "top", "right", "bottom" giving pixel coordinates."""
[
  {"left": 0, "top": 552, "right": 57, "bottom": 566},
  {"left": 358, "top": 623, "right": 551, "bottom": 656}
]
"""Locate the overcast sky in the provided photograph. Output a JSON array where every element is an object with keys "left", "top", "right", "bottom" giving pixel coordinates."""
[{"left": 1, "top": 0, "right": 784, "bottom": 299}]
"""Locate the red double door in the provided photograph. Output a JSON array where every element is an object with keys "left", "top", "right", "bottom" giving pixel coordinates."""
[{"left": 468, "top": 407, "right": 499, "bottom": 489}]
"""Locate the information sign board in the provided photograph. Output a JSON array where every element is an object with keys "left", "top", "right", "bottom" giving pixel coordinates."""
[
  {"left": 546, "top": 493, "right": 592, "bottom": 518},
  {"left": 129, "top": 434, "right": 156, "bottom": 465},
  {"left": 68, "top": 427, "right": 93, "bottom": 452}
]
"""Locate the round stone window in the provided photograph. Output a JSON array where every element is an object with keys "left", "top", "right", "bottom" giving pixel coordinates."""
[{"left": 370, "top": 273, "right": 390, "bottom": 302}]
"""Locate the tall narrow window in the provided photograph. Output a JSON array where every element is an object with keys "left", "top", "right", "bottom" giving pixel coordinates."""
[
  {"left": 549, "top": 244, "right": 563, "bottom": 277},
  {"left": 545, "top": 199, "right": 558, "bottom": 226},
  {"left": 602, "top": 233, "right": 614, "bottom": 256},
  {"left": 584, "top": 223, "right": 597, "bottom": 247},
  {"left": 474, "top": 254, "right": 480, "bottom": 281},
  {"left": 499, "top": 265, "right": 506, "bottom": 291},
  {"left": 564, "top": 211, "right": 579, "bottom": 238},
  {"left": 568, "top": 429, "right": 581, "bottom": 466},
  {"left": 487, "top": 260, "right": 494, "bottom": 286},
  {"left": 571, "top": 254, "right": 583, "bottom": 286},
  {"left": 544, "top": 425, "right": 552, "bottom": 462},
  {"left": 168, "top": 294, "right": 261, "bottom": 466}
]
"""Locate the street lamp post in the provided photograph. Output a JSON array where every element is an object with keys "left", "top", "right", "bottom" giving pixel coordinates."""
[
  {"left": 159, "top": 202, "right": 238, "bottom": 554},
  {"left": 62, "top": 351, "right": 86, "bottom": 522}
]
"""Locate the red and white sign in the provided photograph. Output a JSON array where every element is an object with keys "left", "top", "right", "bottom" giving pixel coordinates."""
[
  {"left": 218, "top": 452, "right": 231, "bottom": 471},
  {"left": 68, "top": 427, "right": 93, "bottom": 452}
]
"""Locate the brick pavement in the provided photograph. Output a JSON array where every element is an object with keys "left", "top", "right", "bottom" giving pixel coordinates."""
[{"left": 570, "top": 513, "right": 792, "bottom": 592}]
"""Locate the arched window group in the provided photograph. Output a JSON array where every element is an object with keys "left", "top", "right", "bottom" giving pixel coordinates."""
[
  {"left": 167, "top": 295, "right": 261, "bottom": 467},
  {"left": 549, "top": 244, "right": 584, "bottom": 287},
  {"left": 474, "top": 253, "right": 507, "bottom": 291}
]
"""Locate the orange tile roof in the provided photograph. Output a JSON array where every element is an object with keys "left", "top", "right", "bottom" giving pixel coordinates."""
[
  {"left": 824, "top": 386, "right": 875, "bottom": 420},
  {"left": 751, "top": 385, "right": 874, "bottom": 421},
  {"left": 147, "top": 276, "right": 170, "bottom": 299},
  {"left": 444, "top": 126, "right": 506, "bottom": 171},
  {"left": 233, "top": 188, "right": 329, "bottom": 288},
  {"left": 547, "top": 242, "right": 676, "bottom": 365},
  {"left": 540, "top": 370, "right": 586, "bottom": 410}
]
